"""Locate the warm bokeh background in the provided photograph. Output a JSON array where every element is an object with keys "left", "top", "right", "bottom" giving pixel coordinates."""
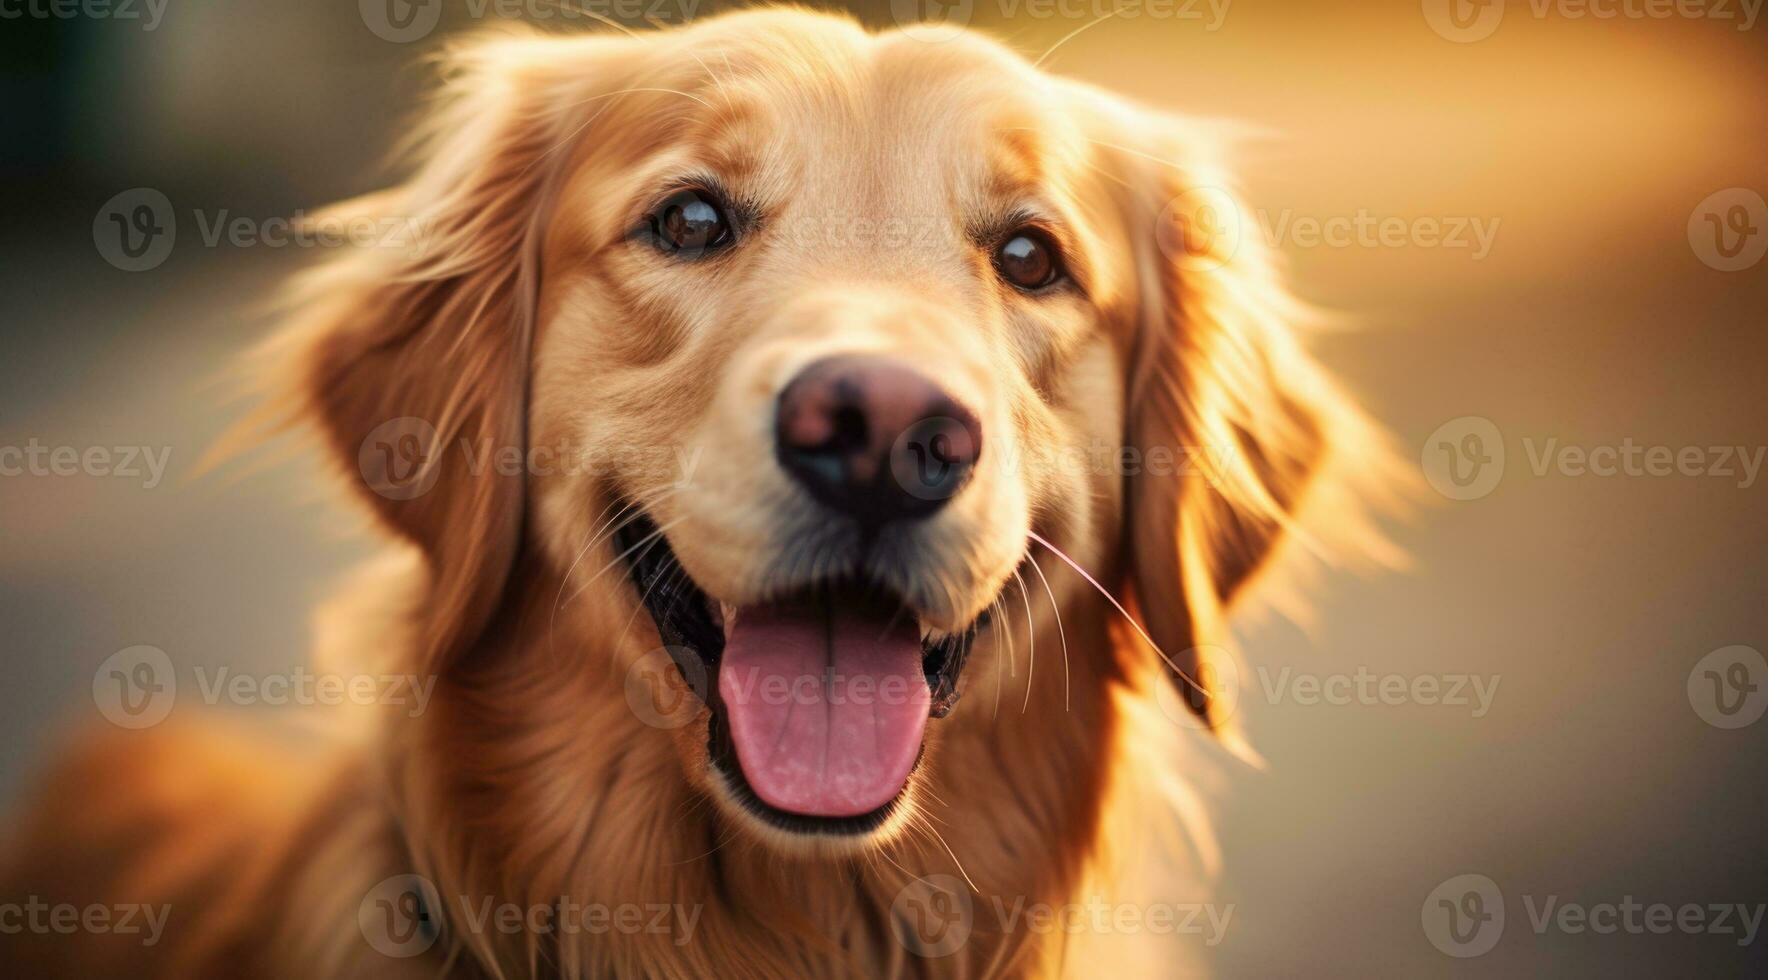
[{"left": 3, "top": 1, "right": 1764, "bottom": 975}]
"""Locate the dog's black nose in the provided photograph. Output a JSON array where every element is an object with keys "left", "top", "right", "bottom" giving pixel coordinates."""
[{"left": 774, "top": 356, "right": 982, "bottom": 528}]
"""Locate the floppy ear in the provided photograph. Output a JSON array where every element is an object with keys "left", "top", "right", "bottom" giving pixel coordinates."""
[
  {"left": 251, "top": 30, "right": 636, "bottom": 675},
  {"left": 1115, "top": 120, "right": 1399, "bottom": 738}
]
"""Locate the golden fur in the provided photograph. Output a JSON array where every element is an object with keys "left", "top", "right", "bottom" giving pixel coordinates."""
[{"left": 1, "top": 9, "right": 1399, "bottom": 978}]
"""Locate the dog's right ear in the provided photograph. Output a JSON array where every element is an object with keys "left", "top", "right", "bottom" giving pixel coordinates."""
[
  {"left": 239, "top": 30, "right": 640, "bottom": 675},
  {"left": 1097, "top": 106, "right": 1407, "bottom": 746}
]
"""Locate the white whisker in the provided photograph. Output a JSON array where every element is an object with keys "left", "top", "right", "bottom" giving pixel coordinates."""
[
  {"left": 565, "top": 514, "right": 687, "bottom": 607},
  {"left": 1028, "top": 531, "right": 1210, "bottom": 701},
  {"left": 559, "top": 85, "right": 714, "bottom": 112},
  {"left": 1025, "top": 552, "right": 1071, "bottom": 712},
  {"left": 526, "top": 84, "right": 713, "bottom": 177},
  {"left": 1014, "top": 568, "right": 1036, "bottom": 714},
  {"left": 1003, "top": 590, "right": 1017, "bottom": 680},
  {"left": 611, "top": 556, "right": 690, "bottom": 657},
  {"left": 543, "top": 0, "right": 642, "bottom": 37},
  {"left": 550, "top": 491, "right": 661, "bottom": 652},
  {"left": 921, "top": 821, "right": 978, "bottom": 894},
  {"left": 1032, "top": 4, "right": 1130, "bottom": 69},
  {"left": 989, "top": 596, "right": 1007, "bottom": 721},
  {"left": 1077, "top": 135, "right": 1192, "bottom": 176}
]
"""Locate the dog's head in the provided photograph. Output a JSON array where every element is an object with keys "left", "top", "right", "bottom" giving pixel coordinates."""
[{"left": 275, "top": 10, "right": 1385, "bottom": 855}]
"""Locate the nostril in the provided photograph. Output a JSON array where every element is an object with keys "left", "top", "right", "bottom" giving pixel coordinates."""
[{"left": 828, "top": 405, "right": 869, "bottom": 455}]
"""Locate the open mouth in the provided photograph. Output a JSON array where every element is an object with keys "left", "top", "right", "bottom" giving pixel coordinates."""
[{"left": 616, "top": 511, "right": 978, "bottom": 835}]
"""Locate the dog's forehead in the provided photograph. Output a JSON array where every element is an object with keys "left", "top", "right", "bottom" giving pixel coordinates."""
[{"left": 684, "top": 31, "right": 1078, "bottom": 215}]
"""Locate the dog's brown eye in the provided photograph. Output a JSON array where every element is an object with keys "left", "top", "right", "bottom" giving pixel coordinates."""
[
  {"left": 648, "top": 188, "right": 732, "bottom": 257},
  {"left": 994, "top": 230, "right": 1062, "bottom": 290}
]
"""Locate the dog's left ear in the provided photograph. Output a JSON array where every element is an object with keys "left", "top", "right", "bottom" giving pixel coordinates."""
[
  {"left": 242, "top": 30, "right": 641, "bottom": 676},
  {"left": 1109, "top": 115, "right": 1398, "bottom": 739}
]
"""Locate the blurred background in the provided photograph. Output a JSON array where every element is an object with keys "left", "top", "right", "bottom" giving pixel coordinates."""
[{"left": 2, "top": 0, "right": 1764, "bottom": 975}]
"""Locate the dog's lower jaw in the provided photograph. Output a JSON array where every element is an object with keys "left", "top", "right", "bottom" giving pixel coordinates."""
[{"left": 703, "top": 761, "right": 925, "bottom": 859}]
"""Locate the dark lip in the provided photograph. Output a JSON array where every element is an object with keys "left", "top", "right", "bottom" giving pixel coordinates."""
[{"left": 613, "top": 507, "right": 981, "bottom": 834}]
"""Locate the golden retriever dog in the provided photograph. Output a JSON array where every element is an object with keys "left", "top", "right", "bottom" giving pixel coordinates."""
[{"left": 1, "top": 8, "right": 1395, "bottom": 978}]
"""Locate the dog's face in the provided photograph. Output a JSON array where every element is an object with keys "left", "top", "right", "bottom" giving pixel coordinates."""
[
  {"left": 536, "top": 26, "right": 1092, "bottom": 643},
  {"left": 527, "top": 20, "right": 1130, "bottom": 844},
  {"left": 293, "top": 11, "right": 1368, "bottom": 857}
]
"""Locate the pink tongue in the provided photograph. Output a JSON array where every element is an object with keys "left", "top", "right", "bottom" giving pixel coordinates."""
[{"left": 718, "top": 597, "right": 929, "bottom": 818}]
